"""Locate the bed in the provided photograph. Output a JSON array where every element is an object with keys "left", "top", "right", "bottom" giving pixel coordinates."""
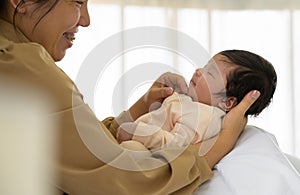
[{"left": 196, "top": 125, "right": 300, "bottom": 195}]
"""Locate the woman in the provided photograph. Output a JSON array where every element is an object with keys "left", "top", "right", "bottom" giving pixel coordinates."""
[{"left": 0, "top": 0, "right": 259, "bottom": 194}]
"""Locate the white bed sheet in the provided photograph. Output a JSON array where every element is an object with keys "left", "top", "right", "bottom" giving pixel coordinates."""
[
  {"left": 286, "top": 153, "right": 300, "bottom": 174},
  {"left": 196, "top": 125, "right": 300, "bottom": 195}
]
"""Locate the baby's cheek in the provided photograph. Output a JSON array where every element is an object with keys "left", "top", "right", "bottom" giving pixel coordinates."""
[{"left": 196, "top": 86, "right": 212, "bottom": 105}]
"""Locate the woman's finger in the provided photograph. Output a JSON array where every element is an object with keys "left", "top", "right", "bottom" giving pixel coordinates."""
[{"left": 233, "top": 90, "right": 260, "bottom": 116}]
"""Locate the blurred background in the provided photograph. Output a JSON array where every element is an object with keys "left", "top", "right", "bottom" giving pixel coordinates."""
[{"left": 58, "top": 0, "right": 300, "bottom": 158}]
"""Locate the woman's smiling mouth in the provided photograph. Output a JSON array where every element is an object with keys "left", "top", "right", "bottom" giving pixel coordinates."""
[{"left": 63, "top": 33, "right": 75, "bottom": 41}]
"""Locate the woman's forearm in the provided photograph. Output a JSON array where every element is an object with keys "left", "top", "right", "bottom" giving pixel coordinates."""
[
  {"left": 128, "top": 96, "right": 148, "bottom": 121},
  {"left": 204, "top": 131, "right": 240, "bottom": 169}
]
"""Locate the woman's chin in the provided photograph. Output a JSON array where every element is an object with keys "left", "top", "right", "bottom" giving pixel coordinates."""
[{"left": 52, "top": 50, "right": 66, "bottom": 62}]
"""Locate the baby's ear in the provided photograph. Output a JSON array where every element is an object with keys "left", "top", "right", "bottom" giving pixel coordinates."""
[
  {"left": 218, "top": 97, "right": 237, "bottom": 111},
  {"left": 9, "top": 0, "right": 19, "bottom": 7},
  {"left": 9, "top": 0, "right": 27, "bottom": 14}
]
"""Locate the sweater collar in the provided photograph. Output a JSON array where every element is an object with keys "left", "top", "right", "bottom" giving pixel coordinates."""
[{"left": 0, "top": 18, "right": 30, "bottom": 43}]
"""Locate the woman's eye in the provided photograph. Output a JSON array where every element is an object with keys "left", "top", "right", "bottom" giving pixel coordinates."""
[{"left": 76, "top": 0, "right": 84, "bottom": 7}]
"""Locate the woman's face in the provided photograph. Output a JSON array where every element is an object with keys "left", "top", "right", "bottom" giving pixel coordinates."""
[
  {"left": 187, "top": 54, "right": 235, "bottom": 106},
  {"left": 16, "top": 0, "right": 90, "bottom": 61}
]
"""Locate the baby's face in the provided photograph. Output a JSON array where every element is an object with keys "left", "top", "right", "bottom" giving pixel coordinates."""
[{"left": 187, "top": 54, "right": 236, "bottom": 106}]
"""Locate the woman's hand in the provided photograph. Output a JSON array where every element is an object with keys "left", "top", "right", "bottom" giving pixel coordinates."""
[
  {"left": 128, "top": 72, "right": 188, "bottom": 120},
  {"left": 116, "top": 122, "right": 137, "bottom": 143},
  {"left": 203, "top": 90, "right": 261, "bottom": 169},
  {"left": 221, "top": 90, "right": 261, "bottom": 137},
  {"left": 153, "top": 72, "right": 189, "bottom": 94},
  {"left": 116, "top": 127, "right": 133, "bottom": 144}
]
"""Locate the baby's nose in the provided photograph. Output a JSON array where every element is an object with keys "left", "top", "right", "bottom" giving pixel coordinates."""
[{"left": 195, "top": 68, "right": 203, "bottom": 76}]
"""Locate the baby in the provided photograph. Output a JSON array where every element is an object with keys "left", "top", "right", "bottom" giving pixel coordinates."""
[{"left": 117, "top": 50, "right": 277, "bottom": 150}]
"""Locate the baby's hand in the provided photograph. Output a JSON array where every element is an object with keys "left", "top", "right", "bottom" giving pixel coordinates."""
[{"left": 116, "top": 123, "right": 137, "bottom": 143}]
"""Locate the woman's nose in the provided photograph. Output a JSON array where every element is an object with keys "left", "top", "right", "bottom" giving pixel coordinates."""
[{"left": 78, "top": 6, "right": 90, "bottom": 27}]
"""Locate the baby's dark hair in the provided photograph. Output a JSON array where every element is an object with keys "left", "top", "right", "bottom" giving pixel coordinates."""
[{"left": 219, "top": 50, "right": 277, "bottom": 116}]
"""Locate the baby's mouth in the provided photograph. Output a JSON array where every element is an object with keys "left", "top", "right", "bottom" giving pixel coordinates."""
[{"left": 63, "top": 33, "right": 75, "bottom": 41}]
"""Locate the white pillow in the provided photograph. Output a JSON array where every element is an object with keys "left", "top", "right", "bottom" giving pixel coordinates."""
[{"left": 196, "top": 125, "right": 300, "bottom": 195}]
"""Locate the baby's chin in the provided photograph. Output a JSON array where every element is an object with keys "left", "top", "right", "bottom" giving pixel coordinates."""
[{"left": 186, "top": 86, "right": 198, "bottom": 102}]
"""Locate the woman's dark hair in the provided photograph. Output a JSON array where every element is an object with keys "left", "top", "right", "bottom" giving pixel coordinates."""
[
  {"left": 219, "top": 50, "right": 277, "bottom": 116},
  {"left": 0, "top": 1, "right": 8, "bottom": 17},
  {"left": 0, "top": 0, "right": 59, "bottom": 31}
]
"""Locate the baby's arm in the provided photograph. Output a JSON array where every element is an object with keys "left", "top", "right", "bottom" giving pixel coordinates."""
[
  {"left": 129, "top": 117, "right": 197, "bottom": 149},
  {"left": 117, "top": 119, "right": 174, "bottom": 149}
]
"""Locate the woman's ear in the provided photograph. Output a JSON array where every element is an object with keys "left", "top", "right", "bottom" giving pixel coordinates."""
[{"left": 218, "top": 97, "right": 238, "bottom": 111}]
